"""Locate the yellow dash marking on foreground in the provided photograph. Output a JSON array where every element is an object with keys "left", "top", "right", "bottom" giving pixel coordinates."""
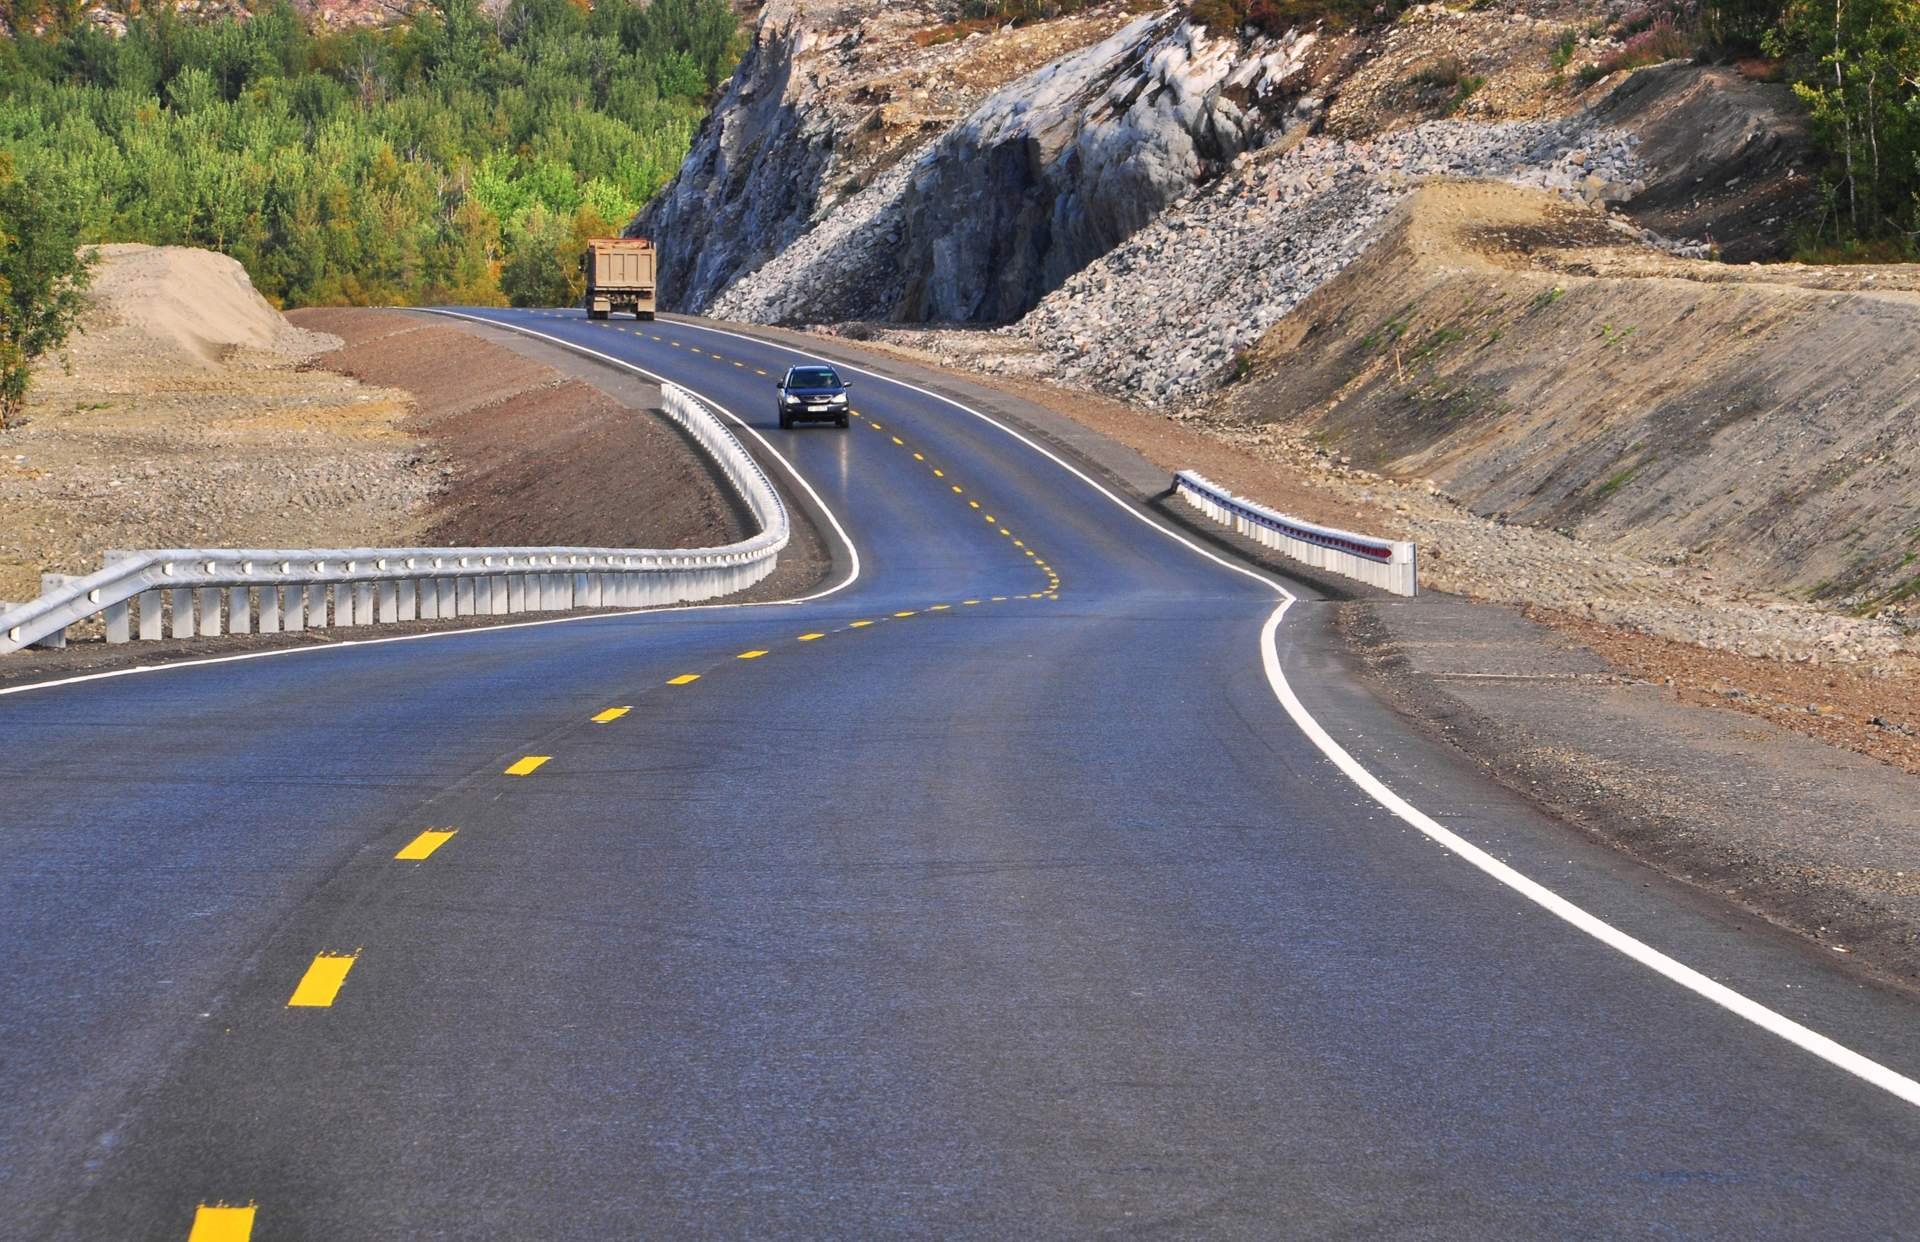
[
  {"left": 287, "top": 952, "right": 358, "bottom": 1008},
  {"left": 932, "top": 469, "right": 945, "bottom": 477},
  {"left": 395, "top": 830, "right": 456, "bottom": 861},
  {"left": 891, "top": 436, "right": 905, "bottom": 446},
  {"left": 798, "top": 632, "right": 826, "bottom": 641},
  {"left": 757, "top": 369, "right": 769, "bottom": 376},
  {"left": 1000, "top": 529, "right": 1011, "bottom": 537},
  {"left": 969, "top": 500, "right": 981, "bottom": 509},
  {"left": 849, "top": 620, "right": 875, "bottom": 628},
  {"left": 670, "top": 341, "right": 682, "bottom": 347},
  {"left": 667, "top": 674, "right": 701, "bottom": 685},
  {"left": 984, "top": 514, "right": 996, "bottom": 522},
  {"left": 894, "top": 611, "right": 917, "bottom": 618},
  {"left": 964, "top": 599, "right": 981, "bottom": 605},
  {"left": 504, "top": 755, "right": 550, "bottom": 776},
  {"left": 869, "top": 421, "right": 883, "bottom": 430},
  {"left": 188, "top": 1203, "right": 256, "bottom": 1242},
  {"left": 913, "top": 452, "right": 925, "bottom": 461},
  {"left": 592, "top": 706, "right": 632, "bottom": 724},
  {"left": 734, "top": 361, "right": 745, "bottom": 368},
  {"left": 952, "top": 486, "right": 964, "bottom": 494},
  {"left": 651, "top": 335, "right": 663, "bottom": 341},
  {"left": 737, "top": 650, "right": 769, "bottom": 660},
  {"left": 1013, "top": 539, "right": 1025, "bottom": 547}
]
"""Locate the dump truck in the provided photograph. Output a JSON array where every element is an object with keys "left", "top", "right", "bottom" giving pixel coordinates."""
[{"left": 582, "top": 237, "right": 656, "bottom": 321}]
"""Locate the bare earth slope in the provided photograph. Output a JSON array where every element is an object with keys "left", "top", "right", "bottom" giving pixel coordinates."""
[
  {"left": 1228, "top": 181, "right": 1920, "bottom": 620},
  {"left": 0, "top": 245, "right": 749, "bottom": 614},
  {"left": 0, "top": 245, "right": 423, "bottom": 604}
]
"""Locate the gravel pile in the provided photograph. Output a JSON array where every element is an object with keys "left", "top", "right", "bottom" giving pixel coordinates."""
[{"left": 1013, "top": 118, "right": 1642, "bottom": 407}]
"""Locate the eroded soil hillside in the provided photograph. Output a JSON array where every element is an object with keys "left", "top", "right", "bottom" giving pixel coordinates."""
[{"left": 1224, "top": 182, "right": 1920, "bottom": 618}]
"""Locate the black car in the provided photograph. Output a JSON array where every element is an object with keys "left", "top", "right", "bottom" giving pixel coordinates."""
[{"left": 776, "top": 364, "right": 852, "bottom": 429}]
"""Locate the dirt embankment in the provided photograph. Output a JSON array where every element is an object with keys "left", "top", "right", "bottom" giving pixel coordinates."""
[
  {"left": 0, "top": 244, "right": 421, "bottom": 604},
  {"left": 1228, "top": 181, "right": 1920, "bottom": 628},
  {"left": 289, "top": 309, "right": 748, "bottom": 552},
  {"left": 1, "top": 244, "right": 752, "bottom": 618}
]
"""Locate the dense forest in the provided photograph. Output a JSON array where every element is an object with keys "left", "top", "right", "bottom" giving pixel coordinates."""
[{"left": 0, "top": 0, "right": 743, "bottom": 308}]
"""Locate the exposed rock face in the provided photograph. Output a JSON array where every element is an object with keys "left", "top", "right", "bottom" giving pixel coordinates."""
[
  {"left": 631, "top": 2, "right": 833, "bottom": 312},
  {"left": 889, "top": 13, "right": 1315, "bottom": 323},
  {"left": 645, "top": 3, "right": 1314, "bottom": 324},
  {"left": 634, "top": 1, "right": 1142, "bottom": 316}
]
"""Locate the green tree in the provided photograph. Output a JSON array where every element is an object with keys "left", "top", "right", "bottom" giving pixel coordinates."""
[
  {"left": 0, "top": 153, "right": 94, "bottom": 430},
  {"left": 1769, "top": 0, "right": 1920, "bottom": 245}
]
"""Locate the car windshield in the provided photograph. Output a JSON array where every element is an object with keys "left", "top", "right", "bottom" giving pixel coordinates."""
[{"left": 790, "top": 368, "right": 840, "bottom": 388}]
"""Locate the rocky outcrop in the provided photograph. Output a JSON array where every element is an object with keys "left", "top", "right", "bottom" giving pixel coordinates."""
[
  {"left": 888, "top": 13, "right": 1315, "bottom": 323},
  {"left": 649, "top": 4, "right": 1316, "bottom": 324},
  {"left": 630, "top": 2, "right": 834, "bottom": 312},
  {"left": 634, "top": 1, "right": 1142, "bottom": 315}
]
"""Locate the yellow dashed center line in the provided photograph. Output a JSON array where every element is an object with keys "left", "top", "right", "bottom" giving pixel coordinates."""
[
  {"left": 667, "top": 674, "right": 701, "bottom": 685},
  {"left": 964, "top": 599, "right": 981, "bottom": 605},
  {"left": 591, "top": 706, "right": 632, "bottom": 724},
  {"left": 798, "top": 632, "right": 826, "bottom": 641},
  {"left": 929, "top": 604, "right": 951, "bottom": 611},
  {"left": 932, "top": 469, "right": 944, "bottom": 477},
  {"left": 849, "top": 620, "right": 875, "bottom": 628},
  {"left": 395, "top": 829, "right": 456, "bottom": 861},
  {"left": 504, "top": 755, "right": 550, "bottom": 776},
  {"left": 893, "top": 610, "right": 917, "bottom": 618},
  {"left": 912, "top": 452, "right": 925, "bottom": 461},
  {"left": 188, "top": 1203, "right": 257, "bottom": 1242},
  {"left": 891, "top": 436, "right": 905, "bottom": 446},
  {"left": 287, "top": 952, "right": 359, "bottom": 1008},
  {"left": 969, "top": 500, "right": 981, "bottom": 508},
  {"left": 737, "top": 650, "right": 769, "bottom": 660}
]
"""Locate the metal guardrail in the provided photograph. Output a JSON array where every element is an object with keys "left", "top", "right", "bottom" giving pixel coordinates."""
[
  {"left": 0, "top": 384, "right": 788, "bottom": 655},
  {"left": 1173, "top": 469, "right": 1417, "bottom": 596}
]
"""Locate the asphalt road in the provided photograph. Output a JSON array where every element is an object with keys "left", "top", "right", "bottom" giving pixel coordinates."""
[{"left": 4, "top": 307, "right": 1919, "bottom": 1239}]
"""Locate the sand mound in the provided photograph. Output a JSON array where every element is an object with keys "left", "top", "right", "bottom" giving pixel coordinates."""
[{"left": 71, "top": 244, "right": 339, "bottom": 372}]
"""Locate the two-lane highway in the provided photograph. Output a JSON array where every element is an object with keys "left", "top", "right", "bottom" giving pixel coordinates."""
[{"left": 4, "top": 307, "right": 1918, "bottom": 1239}]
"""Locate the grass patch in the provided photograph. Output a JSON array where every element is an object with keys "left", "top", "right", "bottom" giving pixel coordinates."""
[
  {"left": 1595, "top": 464, "right": 1641, "bottom": 498},
  {"left": 1550, "top": 29, "right": 1578, "bottom": 68}
]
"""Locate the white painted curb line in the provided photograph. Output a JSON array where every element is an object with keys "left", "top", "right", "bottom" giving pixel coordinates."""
[{"left": 660, "top": 311, "right": 1920, "bottom": 1111}]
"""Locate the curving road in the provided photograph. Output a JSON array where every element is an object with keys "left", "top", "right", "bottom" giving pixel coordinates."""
[{"left": 4, "top": 307, "right": 1919, "bottom": 1239}]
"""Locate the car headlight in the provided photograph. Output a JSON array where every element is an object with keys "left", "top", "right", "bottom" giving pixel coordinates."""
[
  {"left": 784, "top": 395, "right": 800, "bottom": 403},
  {"left": 830, "top": 393, "right": 847, "bottom": 403}
]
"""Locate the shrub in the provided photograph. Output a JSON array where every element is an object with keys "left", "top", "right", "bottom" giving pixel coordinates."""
[{"left": 0, "top": 153, "right": 94, "bottom": 430}]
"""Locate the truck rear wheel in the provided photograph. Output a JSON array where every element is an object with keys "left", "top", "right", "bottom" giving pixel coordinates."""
[
  {"left": 638, "top": 311, "right": 655, "bottom": 321},
  {"left": 587, "top": 309, "right": 607, "bottom": 320}
]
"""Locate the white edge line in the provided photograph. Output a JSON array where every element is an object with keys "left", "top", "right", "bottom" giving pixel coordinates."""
[
  {"left": 663, "top": 312, "right": 1920, "bottom": 1110},
  {"left": 0, "top": 314, "right": 861, "bottom": 702}
]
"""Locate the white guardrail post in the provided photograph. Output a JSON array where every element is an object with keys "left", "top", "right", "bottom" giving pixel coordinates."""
[
  {"left": 0, "top": 384, "right": 789, "bottom": 655},
  {"left": 1172, "top": 470, "right": 1417, "bottom": 597}
]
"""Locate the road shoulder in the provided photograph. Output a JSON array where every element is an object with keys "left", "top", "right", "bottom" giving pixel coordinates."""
[{"left": 699, "top": 314, "right": 1920, "bottom": 994}]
